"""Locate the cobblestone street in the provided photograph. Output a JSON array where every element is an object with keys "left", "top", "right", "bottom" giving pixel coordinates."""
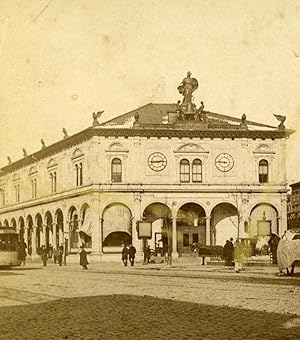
[{"left": 0, "top": 262, "right": 299, "bottom": 339}]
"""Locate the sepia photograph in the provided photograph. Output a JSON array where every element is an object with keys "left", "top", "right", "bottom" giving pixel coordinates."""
[{"left": 0, "top": 0, "right": 300, "bottom": 339}]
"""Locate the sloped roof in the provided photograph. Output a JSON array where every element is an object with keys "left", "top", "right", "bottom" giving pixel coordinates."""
[{"left": 101, "top": 103, "right": 278, "bottom": 130}]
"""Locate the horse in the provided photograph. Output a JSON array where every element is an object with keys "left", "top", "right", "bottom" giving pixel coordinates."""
[{"left": 277, "top": 231, "right": 300, "bottom": 276}]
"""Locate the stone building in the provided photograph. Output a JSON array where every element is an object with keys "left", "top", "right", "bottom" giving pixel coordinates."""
[{"left": 0, "top": 74, "right": 294, "bottom": 261}]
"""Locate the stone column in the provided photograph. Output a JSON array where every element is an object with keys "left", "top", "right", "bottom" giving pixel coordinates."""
[
  {"left": 59, "top": 225, "right": 64, "bottom": 247},
  {"left": 205, "top": 217, "right": 211, "bottom": 246},
  {"left": 52, "top": 223, "right": 57, "bottom": 249},
  {"left": 98, "top": 217, "right": 103, "bottom": 254},
  {"left": 24, "top": 227, "right": 29, "bottom": 246},
  {"left": 42, "top": 225, "right": 46, "bottom": 246},
  {"left": 32, "top": 226, "right": 37, "bottom": 257},
  {"left": 172, "top": 217, "right": 178, "bottom": 259},
  {"left": 279, "top": 194, "right": 288, "bottom": 237}
]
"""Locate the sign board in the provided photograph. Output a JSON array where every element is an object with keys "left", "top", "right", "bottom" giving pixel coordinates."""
[
  {"left": 137, "top": 221, "right": 152, "bottom": 239},
  {"left": 257, "top": 220, "right": 271, "bottom": 236}
]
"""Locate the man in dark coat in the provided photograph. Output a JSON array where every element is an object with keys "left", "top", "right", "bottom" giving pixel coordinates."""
[
  {"left": 122, "top": 245, "right": 129, "bottom": 266},
  {"left": 223, "top": 238, "right": 234, "bottom": 266},
  {"left": 268, "top": 233, "right": 280, "bottom": 264},
  {"left": 41, "top": 245, "right": 48, "bottom": 266},
  {"left": 79, "top": 245, "right": 88, "bottom": 269},
  {"left": 145, "top": 245, "right": 151, "bottom": 264},
  {"left": 128, "top": 244, "right": 137, "bottom": 266}
]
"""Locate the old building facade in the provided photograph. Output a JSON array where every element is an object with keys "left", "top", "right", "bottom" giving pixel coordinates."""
[{"left": 0, "top": 75, "right": 293, "bottom": 260}]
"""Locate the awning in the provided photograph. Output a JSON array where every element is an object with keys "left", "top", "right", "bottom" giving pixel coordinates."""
[{"left": 79, "top": 214, "right": 93, "bottom": 237}]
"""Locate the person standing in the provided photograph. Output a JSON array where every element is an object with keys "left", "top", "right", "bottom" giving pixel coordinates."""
[
  {"left": 79, "top": 245, "right": 88, "bottom": 269},
  {"left": 223, "top": 238, "right": 234, "bottom": 266},
  {"left": 41, "top": 245, "right": 48, "bottom": 266},
  {"left": 128, "top": 244, "right": 136, "bottom": 266},
  {"left": 145, "top": 245, "right": 151, "bottom": 264},
  {"left": 122, "top": 244, "right": 129, "bottom": 266},
  {"left": 57, "top": 244, "right": 64, "bottom": 266},
  {"left": 18, "top": 238, "right": 27, "bottom": 266}
]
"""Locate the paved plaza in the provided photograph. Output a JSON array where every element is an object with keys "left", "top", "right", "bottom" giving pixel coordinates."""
[{"left": 0, "top": 261, "right": 299, "bottom": 339}]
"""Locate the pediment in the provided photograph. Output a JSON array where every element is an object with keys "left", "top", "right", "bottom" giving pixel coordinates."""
[
  {"left": 71, "top": 148, "right": 84, "bottom": 160},
  {"left": 174, "top": 143, "right": 208, "bottom": 153},
  {"left": 47, "top": 158, "right": 58, "bottom": 169},
  {"left": 253, "top": 144, "right": 274, "bottom": 154},
  {"left": 106, "top": 142, "right": 128, "bottom": 153},
  {"left": 29, "top": 166, "right": 38, "bottom": 176}
]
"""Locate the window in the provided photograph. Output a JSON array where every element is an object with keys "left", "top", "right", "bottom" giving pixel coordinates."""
[
  {"left": 14, "top": 184, "right": 20, "bottom": 203},
  {"left": 180, "top": 159, "right": 190, "bottom": 183},
  {"left": 183, "top": 233, "right": 189, "bottom": 247},
  {"left": 259, "top": 159, "right": 268, "bottom": 183},
  {"left": 75, "top": 163, "right": 83, "bottom": 186},
  {"left": 111, "top": 158, "right": 122, "bottom": 182},
  {"left": 50, "top": 172, "right": 57, "bottom": 193},
  {"left": 192, "top": 234, "right": 199, "bottom": 243},
  {"left": 31, "top": 178, "right": 37, "bottom": 198},
  {"left": 192, "top": 159, "right": 202, "bottom": 182}
]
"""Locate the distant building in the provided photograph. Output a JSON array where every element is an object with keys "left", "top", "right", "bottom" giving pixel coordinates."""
[
  {"left": 287, "top": 182, "right": 300, "bottom": 229},
  {"left": 0, "top": 74, "right": 294, "bottom": 260}
]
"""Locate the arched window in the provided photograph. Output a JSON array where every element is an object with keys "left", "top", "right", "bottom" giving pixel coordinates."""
[
  {"left": 75, "top": 163, "right": 83, "bottom": 186},
  {"left": 192, "top": 159, "right": 202, "bottom": 182},
  {"left": 180, "top": 159, "right": 190, "bottom": 183},
  {"left": 111, "top": 158, "right": 122, "bottom": 182},
  {"left": 259, "top": 159, "right": 268, "bottom": 183}
]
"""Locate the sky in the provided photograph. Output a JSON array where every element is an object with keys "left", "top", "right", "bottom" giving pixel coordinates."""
[{"left": 0, "top": 0, "right": 300, "bottom": 183}]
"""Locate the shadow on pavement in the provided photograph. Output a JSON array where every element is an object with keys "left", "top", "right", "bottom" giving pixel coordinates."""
[{"left": 0, "top": 294, "right": 299, "bottom": 339}]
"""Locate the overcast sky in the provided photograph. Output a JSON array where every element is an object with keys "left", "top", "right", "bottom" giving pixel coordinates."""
[{"left": 0, "top": 0, "right": 299, "bottom": 182}]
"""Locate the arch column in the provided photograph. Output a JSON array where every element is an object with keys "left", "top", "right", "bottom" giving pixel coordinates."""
[
  {"left": 24, "top": 226, "right": 29, "bottom": 245},
  {"left": 52, "top": 223, "right": 57, "bottom": 249},
  {"left": 205, "top": 216, "right": 211, "bottom": 246},
  {"left": 32, "top": 226, "right": 37, "bottom": 257},
  {"left": 172, "top": 217, "right": 178, "bottom": 259},
  {"left": 42, "top": 224, "right": 46, "bottom": 246}
]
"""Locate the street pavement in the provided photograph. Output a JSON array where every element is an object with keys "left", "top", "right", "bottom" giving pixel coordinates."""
[{"left": 0, "top": 260, "right": 299, "bottom": 339}]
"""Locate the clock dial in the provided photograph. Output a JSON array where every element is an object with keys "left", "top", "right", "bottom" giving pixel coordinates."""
[
  {"left": 215, "top": 153, "right": 234, "bottom": 172},
  {"left": 148, "top": 152, "right": 167, "bottom": 171}
]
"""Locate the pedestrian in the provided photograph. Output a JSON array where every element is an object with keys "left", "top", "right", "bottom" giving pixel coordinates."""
[
  {"left": 18, "top": 238, "right": 27, "bottom": 266},
  {"left": 53, "top": 248, "right": 58, "bottom": 264},
  {"left": 145, "top": 245, "right": 151, "bottom": 263},
  {"left": 223, "top": 238, "right": 234, "bottom": 266},
  {"left": 41, "top": 245, "right": 48, "bottom": 266},
  {"left": 234, "top": 239, "right": 246, "bottom": 272},
  {"left": 128, "top": 244, "right": 136, "bottom": 266},
  {"left": 79, "top": 245, "right": 88, "bottom": 269},
  {"left": 57, "top": 244, "right": 64, "bottom": 266},
  {"left": 268, "top": 233, "right": 280, "bottom": 264},
  {"left": 48, "top": 244, "right": 53, "bottom": 259},
  {"left": 122, "top": 244, "right": 129, "bottom": 266}
]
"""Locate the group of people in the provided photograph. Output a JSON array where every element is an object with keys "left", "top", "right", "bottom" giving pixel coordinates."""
[
  {"left": 223, "top": 237, "right": 248, "bottom": 272},
  {"left": 40, "top": 244, "right": 65, "bottom": 267},
  {"left": 121, "top": 244, "right": 137, "bottom": 266}
]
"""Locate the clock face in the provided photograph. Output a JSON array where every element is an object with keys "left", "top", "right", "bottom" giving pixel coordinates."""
[
  {"left": 148, "top": 152, "right": 167, "bottom": 172},
  {"left": 215, "top": 153, "right": 234, "bottom": 172}
]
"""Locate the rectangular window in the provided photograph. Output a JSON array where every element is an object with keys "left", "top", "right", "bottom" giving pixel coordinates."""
[
  {"left": 183, "top": 233, "right": 189, "bottom": 247},
  {"left": 180, "top": 160, "right": 190, "bottom": 183}
]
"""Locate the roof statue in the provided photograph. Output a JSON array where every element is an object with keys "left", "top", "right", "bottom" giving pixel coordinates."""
[
  {"left": 240, "top": 114, "right": 248, "bottom": 129},
  {"left": 62, "top": 128, "right": 68, "bottom": 139},
  {"left": 7, "top": 156, "right": 11, "bottom": 164},
  {"left": 177, "top": 71, "right": 198, "bottom": 105},
  {"left": 93, "top": 110, "right": 104, "bottom": 127},
  {"left": 22, "top": 148, "right": 28, "bottom": 157},
  {"left": 41, "top": 139, "right": 46, "bottom": 149},
  {"left": 176, "top": 72, "right": 205, "bottom": 121},
  {"left": 273, "top": 114, "right": 286, "bottom": 129}
]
